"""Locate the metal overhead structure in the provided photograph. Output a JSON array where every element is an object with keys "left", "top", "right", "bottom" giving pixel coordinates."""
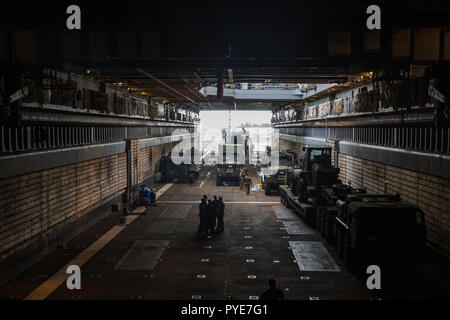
[
  {"left": 136, "top": 68, "right": 198, "bottom": 105},
  {"left": 2, "top": 1, "right": 450, "bottom": 110}
]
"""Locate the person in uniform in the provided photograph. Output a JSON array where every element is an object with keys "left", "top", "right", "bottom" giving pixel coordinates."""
[
  {"left": 198, "top": 195, "right": 208, "bottom": 235},
  {"left": 261, "top": 279, "right": 284, "bottom": 300},
  {"left": 243, "top": 174, "right": 253, "bottom": 194},
  {"left": 216, "top": 197, "right": 225, "bottom": 232},
  {"left": 206, "top": 199, "right": 216, "bottom": 235},
  {"left": 211, "top": 195, "right": 219, "bottom": 232},
  {"left": 239, "top": 168, "right": 245, "bottom": 189}
]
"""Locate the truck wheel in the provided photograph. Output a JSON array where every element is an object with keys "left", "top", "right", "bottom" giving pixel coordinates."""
[
  {"left": 216, "top": 178, "right": 221, "bottom": 186},
  {"left": 285, "top": 198, "right": 291, "bottom": 208},
  {"left": 265, "top": 186, "right": 271, "bottom": 195}
]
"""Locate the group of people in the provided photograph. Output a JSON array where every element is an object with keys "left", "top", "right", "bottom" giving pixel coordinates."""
[
  {"left": 198, "top": 195, "right": 225, "bottom": 236},
  {"left": 239, "top": 168, "right": 253, "bottom": 194}
]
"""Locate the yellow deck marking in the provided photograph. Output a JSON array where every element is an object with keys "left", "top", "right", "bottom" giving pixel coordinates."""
[
  {"left": 133, "top": 206, "right": 146, "bottom": 213},
  {"left": 23, "top": 216, "right": 137, "bottom": 300},
  {"left": 156, "top": 183, "right": 173, "bottom": 199},
  {"left": 24, "top": 183, "right": 173, "bottom": 300}
]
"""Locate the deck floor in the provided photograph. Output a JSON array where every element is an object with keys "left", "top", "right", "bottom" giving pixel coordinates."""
[{"left": 0, "top": 165, "right": 447, "bottom": 300}]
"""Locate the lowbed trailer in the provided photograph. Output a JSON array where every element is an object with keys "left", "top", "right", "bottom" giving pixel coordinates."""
[
  {"left": 279, "top": 185, "right": 315, "bottom": 223},
  {"left": 279, "top": 182, "right": 426, "bottom": 276}
]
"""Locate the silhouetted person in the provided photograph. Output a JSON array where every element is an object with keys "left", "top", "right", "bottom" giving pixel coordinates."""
[
  {"left": 243, "top": 175, "right": 252, "bottom": 194},
  {"left": 198, "top": 196, "right": 208, "bottom": 235},
  {"left": 212, "top": 195, "right": 219, "bottom": 212},
  {"left": 261, "top": 279, "right": 284, "bottom": 300},
  {"left": 216, "top": 197, "right": 225, "bottom": 232},
  {"left": 206, "top": 199, "right": 216, "bottom": 235},
  {"left": 211, "top": 195, "right": 219, "bottom": 231},
  {"left": 239, "top": 168, "right": 245, "bottom": 189}
]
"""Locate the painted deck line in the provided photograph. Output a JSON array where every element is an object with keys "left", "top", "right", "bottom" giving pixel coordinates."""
[
  {"left": 23, "top": 216, "right": 138, "bottom": 300},
  {"left": 156, "top": 183, "right": 173, "bottom": 199},
  {"left": 24, "top": 183, "right": 173, "bottom": 300}
]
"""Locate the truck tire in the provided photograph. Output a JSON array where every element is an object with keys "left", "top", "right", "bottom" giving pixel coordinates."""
[
  {"left": 285, "top": 198, "right": 291, "bottom": 209},
  {"left": 265, "top": 185, "right": 271, "bottom": 195},
  {"left": 216, "top": 178, "right": 221, "bottom": 186}
]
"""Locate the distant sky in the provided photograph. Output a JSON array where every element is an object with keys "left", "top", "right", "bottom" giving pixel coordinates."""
[{"left": 199, "top": 110, "right": 271, "bottom": 130}]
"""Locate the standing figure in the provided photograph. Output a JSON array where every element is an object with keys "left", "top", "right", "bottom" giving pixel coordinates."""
[
  {"left": 198, "top": 195, "right": 208, "bottom": 235},
  {"left": 243, "top": 174, "right": 253, "bottom": 195},
  {"left": 216, "top": 197, "right": 225, "bottom": 232},
  {"left": 206, "top": 199, "right": 216, "bottom": 235},
  {"left": 261, "top": 278, "right": 284, "bottom": 300},
  {"left": 211, "top": 196, "right": 219, "bottom": 232},
  {"left": 239, "top": 169, "right": 245, "bottom": 189}
]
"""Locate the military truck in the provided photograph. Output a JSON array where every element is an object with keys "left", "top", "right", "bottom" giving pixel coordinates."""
[
  {"left": 259, "top": 150, "right": 296, "bottom": 195},
  {"left": 315, "top": 183, "right": 366, "bottom": 247},
  {"left": 159, "top": 148, "right": 202, "bottom": 183},
  {"left": 280, "top": 145, "right": 340, "bottom": 222},
  {"left": 260, "top": 166, "right": 290, "bottom": 195},
  {"left": 279, "top": 145, "right": 427, "bottom": 275},
  {"left": 280, "top": 149, "right": 297, "bottom": 167},
  {"left": 319, "top": 188, "right": 426, "bottom": 274},
  {"left": 216, "top": 144, "right": 244, "bottom": 186}
]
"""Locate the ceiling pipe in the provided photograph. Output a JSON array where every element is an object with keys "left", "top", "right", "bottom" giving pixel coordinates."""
[{"left": 137, "top": 68, "right": 197, "bottom": 104}]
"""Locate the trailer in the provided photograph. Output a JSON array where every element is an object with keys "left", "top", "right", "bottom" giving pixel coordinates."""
[
  {"left": 279, "top": 184, "right": 316, "bottom": 223},
  {"left": 278, "top": 145, "right": 426, "bottom": 275}
]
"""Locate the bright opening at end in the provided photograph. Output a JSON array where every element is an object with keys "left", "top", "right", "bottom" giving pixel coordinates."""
[{"left": 199, "top": 110, "right": 273, "bottom": 156}]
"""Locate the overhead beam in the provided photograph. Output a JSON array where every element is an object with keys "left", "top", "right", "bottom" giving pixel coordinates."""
[{"left": 137, "top": 68, "right": 197, "bottom": 104}]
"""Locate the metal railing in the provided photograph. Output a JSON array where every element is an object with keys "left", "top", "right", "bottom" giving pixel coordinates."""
[
  {"left": 0, "top": 125, "right": 194, "bottom": 154},
  {"left": 278, "top": 125, "right": 450, "bottom": 154}
]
